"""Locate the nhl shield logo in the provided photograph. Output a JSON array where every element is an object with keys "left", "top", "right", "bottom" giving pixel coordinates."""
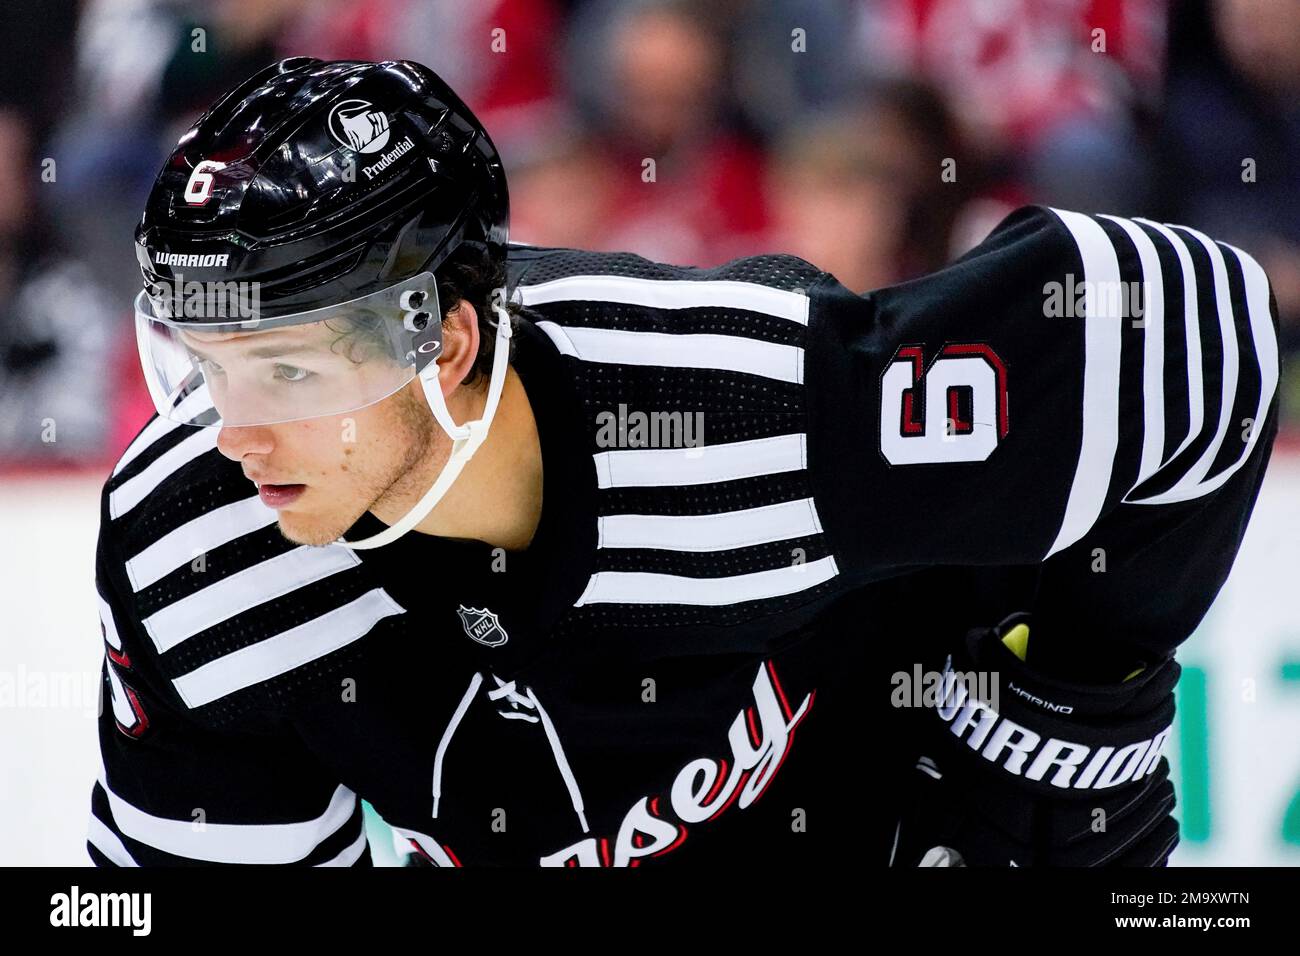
[{"left": 457, "top": 605, "right": 509, "bottom": 647}]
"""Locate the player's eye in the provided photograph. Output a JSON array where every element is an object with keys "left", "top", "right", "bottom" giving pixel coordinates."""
[
  {"left": 199, "top": 356, "right": 225, "bottom": 375},
  {"left": 273, "top": 363, "right": 314, "bottom": 383}
]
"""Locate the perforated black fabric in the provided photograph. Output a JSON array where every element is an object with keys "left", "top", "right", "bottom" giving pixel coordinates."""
[{"left": 512, "top": 245, "right": 823, "bottom": 292}]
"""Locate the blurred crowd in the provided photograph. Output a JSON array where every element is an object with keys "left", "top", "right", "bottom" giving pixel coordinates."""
[{"left": 0, "top": 0, "right": 1296, "bottom": 469}]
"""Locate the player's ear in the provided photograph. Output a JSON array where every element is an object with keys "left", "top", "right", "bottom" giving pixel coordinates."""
[{"left": 436, "top": 299, "right": 481, "bottom": 393}]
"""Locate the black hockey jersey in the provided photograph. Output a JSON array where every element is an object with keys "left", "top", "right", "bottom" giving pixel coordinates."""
[{"left": 87, "top": 205, "right": 1279, "bottom": 866}]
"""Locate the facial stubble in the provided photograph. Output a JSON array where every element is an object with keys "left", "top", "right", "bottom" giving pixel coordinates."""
[{"left": 278, "top": 384, "right": 443, "bottom": 547}]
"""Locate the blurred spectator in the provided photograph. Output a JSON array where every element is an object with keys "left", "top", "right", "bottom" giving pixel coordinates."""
[
  {"left": 280, "top": 0, "right": 564, "bottom": 157},
  {"left": 727, "top": 0, "right": 866, "bottom": 142},
  {"left": 854, "top": 0, "right": 1167, "bottom": 214},
  {"left": 1159, "top": 0, "right": 1300, "bottom": 421},
  {"left": 564, "top": 0, "right": 770, "bottom": 265},
  {"left": 0, "top": 109, "right": 118, "bottom": 465},
  {"left": 0, "top": 2, "right": 124, "bottom": 466},
  {"left": 158, "top": 0, "right": 316, "bottom": 119},
  {"left": 766, "top": 79, "right": 972, "bottom": 291},
  {"left": 508, "top": 118, "right": 624, "bottom": 250},
  {"left": 44, "top": 0, "right": 194, "bottom": 310}
]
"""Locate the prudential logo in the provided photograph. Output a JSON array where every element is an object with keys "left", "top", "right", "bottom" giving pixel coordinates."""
[{"left": 327, "top": 99, "right": 391, "bottom": 154}]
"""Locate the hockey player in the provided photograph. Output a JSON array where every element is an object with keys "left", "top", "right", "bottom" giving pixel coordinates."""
[{"left": 89, "top": 58, "right": 1279, "bottom": 867}]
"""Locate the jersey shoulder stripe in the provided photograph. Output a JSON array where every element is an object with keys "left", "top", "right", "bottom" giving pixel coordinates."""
[{"left": 512, "top": 248, "right": 847, "bottom": 628}]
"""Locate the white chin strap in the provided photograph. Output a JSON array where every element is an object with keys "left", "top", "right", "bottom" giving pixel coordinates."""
[{"left": 335, "top": 291, "right": 514, "bottom": 550}]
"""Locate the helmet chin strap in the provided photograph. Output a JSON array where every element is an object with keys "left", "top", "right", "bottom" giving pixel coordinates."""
[{"left": 335, "top": 291, "right": 514, "bottom": 550}]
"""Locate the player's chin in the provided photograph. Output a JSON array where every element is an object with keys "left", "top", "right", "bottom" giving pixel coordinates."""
[{"left": 274, "top": 510, "right": 350, "bottom": 548}]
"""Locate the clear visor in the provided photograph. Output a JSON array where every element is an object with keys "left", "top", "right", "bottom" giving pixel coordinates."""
[{"left": 134, "top": 273, "right": 441, "bottom": 427}]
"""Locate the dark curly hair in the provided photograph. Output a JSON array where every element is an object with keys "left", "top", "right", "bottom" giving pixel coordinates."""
[{"left": 432, "top": 241, "right": 522, "bottom": 389}]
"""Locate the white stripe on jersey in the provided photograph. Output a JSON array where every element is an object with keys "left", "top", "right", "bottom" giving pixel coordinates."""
[
  {"left": 142, "top": 545, "right": 362, "bottom": 654},
  {"left": 522, "top": 271, "right": 835, "bottom": 606},
  {"left": 593, "top": 433, "right": 807, "bottom": 489},
  {"left": 99, "top": 589, "right": 144, "bottom": 732},
  {"left": 575, "top": 556, "right": 839, "bottom": 607},
  {"left": 87, "top": 813, "right": 137, "bottom": 866},
  {"left": 112, "top": 395, "right": 213, "bottom": 478},
  {"left": 170, "top": 587, "right": 403, "bottom": 708},
  {"left": 1224, "top": 245, "right": 1281, "bottom": 470},
  {"left": 109, "top": 427, "right": 219, "bottom": 520},
  {"left": 113, "top": 416, "right": 176, "bottom": 478},
  {"left": 1044, "top": 210, "right": 1278, "bottom": 537},
  {"left": 97, "top": 776, "right": 358, "bottom": 864},
  {"left": 105, "top": 660, "right": 137, "bottom": 728},
  {"left": 1132, "top": 218, "right": 1206, "bottom": 469},
  {"left": 125, "top": 494, "right": 278, "bottom": 592},
  {"left": 316, "top": 827, "right": 369, "bottom": 867},
  {"left": 598, "top": 498, "right": 823, "bottom": 553},
  {"left": 1131, "top": 225, "right": 1239, "bottom": 503},
  {"left": 1045, "top": 208, "right": 1124, "bottom": 559},
  {"left": 1132, "top": 242, "right": 1279, "bottom": 504},
  {"left": 519, "top": 274, "right": 811, "bottom": 325},
  {"left": 96, "top": 590, "right": 122, "bottom": 652},
  {"left": 1099, "top": 215, "right": 1167, "bottom": 489},
  {"left": 534, "top": 323, "right": 804, "bottom": 384}
]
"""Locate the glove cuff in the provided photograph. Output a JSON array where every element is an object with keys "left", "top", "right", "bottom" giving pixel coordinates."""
[{"left": 926, "top": 614, "right": 1178, "bottom": 799}]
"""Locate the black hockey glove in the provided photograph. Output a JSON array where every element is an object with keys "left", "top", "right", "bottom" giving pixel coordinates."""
[{"left": 890, "top": 614, "right": 1181, "bottom": 867}]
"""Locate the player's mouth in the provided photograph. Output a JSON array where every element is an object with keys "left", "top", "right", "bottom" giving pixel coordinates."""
[{"left": 257, "top": 483, "right": 307, "bottom": 508}]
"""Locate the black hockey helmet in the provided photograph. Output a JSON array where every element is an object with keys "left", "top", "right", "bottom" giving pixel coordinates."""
[
  {"left": 135, "top": 56, "right": 508, "bottom": 318},
  {"left": 133, "top": 57, "right": 511, "bottom": 431}
]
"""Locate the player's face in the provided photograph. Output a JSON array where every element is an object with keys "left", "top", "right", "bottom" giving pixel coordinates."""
[{"left": 214, "top": 376, "right": 445, "bottom": 547}]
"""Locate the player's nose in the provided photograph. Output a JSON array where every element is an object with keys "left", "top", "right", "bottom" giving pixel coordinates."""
[{"left": 216, "top": 422, "right": 275, "bottom": 462}]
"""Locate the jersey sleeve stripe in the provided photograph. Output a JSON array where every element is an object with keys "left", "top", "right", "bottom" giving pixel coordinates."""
[
  {"left": 111, "top": 386, "right": 215, "bottom": 478},
  {"left": 575, "top": 556, "right": 840, "bottom": 607},
  {"left": 125, "top": 494, "right": 279, "bottom": 593},
  {"left": 112, "top": 415, "right": 175, "bottom": 478},
  {"left": 1044, "top": 207, "right": 1124, "bottom": 558},
  {"left": 1127, "top": 225, "right": 1240, "bottom": 504},
  {"left": 96, "top": 589, "right": 122, "bottom": 652},
  {"left": 94, "top": 775, "right": 360, "bottom": 865},
  {"left": 597, "top": 497, "right": 823, "bottom": 553},
  {"left": 87, "top": 812, "right": 138, "bottom": 866},
  {"left": 143, "top": 545, "right": 361, "bottom": 653},
  {"left": 170, "top": 587, "right": 403, "bottom": 708},
  {"left": 315, "top": 825, "right": 369, "bottom": 866},
  {"left": 535, "top": 318, "right": 577, "bottom": 356},
  {"left": 1133, "top": 217, "right": 1207, "bottom": 468},
  {"left": 593, "top": 433, "right": 807, "bottom": 489},
  {"left": 519, "top": 274, "right": 811, "bottom": 325},
  {"left": 1100, "top": 215, "right": 1167, "bottom": 489},
  {"left": 1132, "top": 242, "right": 1278, "bottom": 503},
  {"left": 109, "top": 428, "right": 220, "bottom": 520},
  {"left": 1227, "top": 242, "right": 1281, "bottom": 455},
  {"left": 534, "top": 323, "right": 805, "bottom": 385}
]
